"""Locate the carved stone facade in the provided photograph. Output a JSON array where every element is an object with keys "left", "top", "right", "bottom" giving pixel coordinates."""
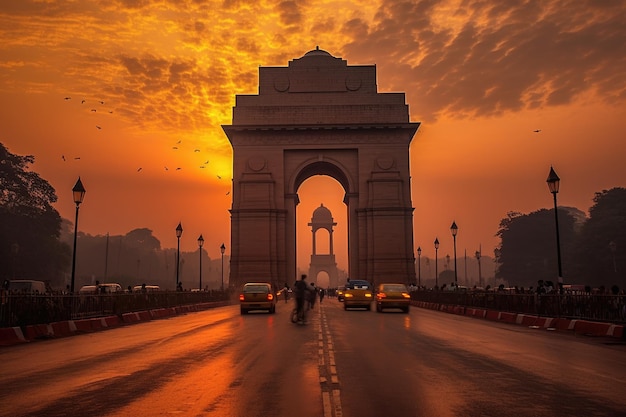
[{"left": 222, "top": 47, "right": 420, "bottom": 290}]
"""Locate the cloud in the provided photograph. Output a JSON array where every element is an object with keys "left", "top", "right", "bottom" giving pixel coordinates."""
[{"left": 342, "top": 0, "right": 626, "bottom": 121}]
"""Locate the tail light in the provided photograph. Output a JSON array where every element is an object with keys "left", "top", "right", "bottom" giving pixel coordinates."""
[
  {"left": 267, "top": 293, "right": 274, "bottom": 300},
  {"left": 239, "top": 294, "right": 244, "bottom": 301},
  {"left": 376, "top": 292, "right": 386, "bottom": 300},
  {"left": 402, "top": 292, "right": 411, "bottom": 299}
]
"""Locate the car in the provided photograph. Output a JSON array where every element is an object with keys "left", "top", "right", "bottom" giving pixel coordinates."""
[
  {"left": 343, "top": 280, "right": 373, "bottom": 310},
  {"left": 375, "top": 283, "right": 411, "bottom": 313},
  {"left": 336, "top": 286, "right": 346, "bottom": 301},
  {"left": 133, "top": 285, "right": 161, "bottom": 293},
  {"left": 239, "top": 282, "right": 276, "bottom": 314},
  {"left": 6, "top": 279, "right": 47, "bottom": 294},
  {"left": 79, "top": 283, "right": 123, "bottom": 294}
]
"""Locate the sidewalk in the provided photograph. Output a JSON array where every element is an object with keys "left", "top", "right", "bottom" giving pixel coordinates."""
[
  {"left": 0, "top": 301, "right": 230, "bottom": 347},
  {"left": 413, "top": 301, "right": 625, "bottom": 339}
]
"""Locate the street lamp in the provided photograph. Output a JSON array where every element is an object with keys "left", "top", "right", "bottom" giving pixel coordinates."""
[
  {"left": 475, "top": 247, "right": 482, "bottom": 287},
  {"left": 70, "top": 177, "right": 86, "bottom": 293},
  {"left": 417, "top": 246, "right": 422, "bottom": 288},
  {"left": 434, "top": 238, "right": 440, "bottom": 289},
  {"left": 197, "top": 234, "right": 204, "bottom": 291},
  {"left": 546, "top": 166, "right": 563, "bottom": 285},
  {"left": 450, "top": 221, "right": 458, "bottom": 286},
  {"left": 176, "top": 222, "right": 183, "bottom": 289},
  {"left": 220, "top": 243, "right": 226, "bottom": 292}
]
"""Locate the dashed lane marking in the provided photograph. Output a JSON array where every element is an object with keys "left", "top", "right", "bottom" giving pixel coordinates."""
[{"left": 319, "top": 303, "right": 343, "bottom": 417}]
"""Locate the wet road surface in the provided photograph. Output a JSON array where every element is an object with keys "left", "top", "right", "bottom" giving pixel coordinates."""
[{"left": 1, "top": 299, "right": 624, "bottom": 417}]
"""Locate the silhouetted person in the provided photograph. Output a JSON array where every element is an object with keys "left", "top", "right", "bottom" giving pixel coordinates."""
[{"left": 294, "top": 274, "right": 308, "bottom": 323}]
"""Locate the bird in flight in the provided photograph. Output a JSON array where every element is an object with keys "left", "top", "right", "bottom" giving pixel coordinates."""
[
  {"left": 64, "top": 97, "right": 71, "bottom": 100},
  {"left": 204, "top": 160, "right": 209, "bottom": 164},
  {"left": 74, "top": 157, "right": 81, "bottom": 160},
  {"left": 533, "top": 129, "right": 541, "bottom": 133},
  {"left": 61, "top": 155, "right": 66, "bottom": 161},
  {"left": 81, "top": 99, "right": 86, "bottom": 104},
  {"left": 217, "top": 175, "right": 222, "bottom": 179},
  {"left": 176, "top": 167, "right": 182, "bottom": 171},
  {"left": 137, "top": 167, "right": 142, "bottom": 172},
  {"left": 194, "top": 149, "right": 200, "bottom": 152},
  {"left": 99, "top": 100, "right": 105, "bottom": 104},
  {"left": 96, "top": 125, "right": 101, "bottom": 129},
  {"left": 226, "top": 191, "right": 230, "bottom": 195},
  {"left": 176, "top": 140, "right": 182, "bottom": 144},
  {"left": 172, "top": 146, "right": 178, "bottom": 150},
  {"left": 164, "top": 166, "right": 169, "bottom": 171},
  {"left": 91, "top": 109, "right": 97, "bottom": 112}
]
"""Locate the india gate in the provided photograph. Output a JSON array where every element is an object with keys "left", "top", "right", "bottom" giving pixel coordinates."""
[{"left": 222, "top": 47, "right": 420, "bottom": 289}]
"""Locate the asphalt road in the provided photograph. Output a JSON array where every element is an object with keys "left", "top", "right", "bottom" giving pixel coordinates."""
[{"left": 0, "top": 299, "right": 624, "bottom": 417}]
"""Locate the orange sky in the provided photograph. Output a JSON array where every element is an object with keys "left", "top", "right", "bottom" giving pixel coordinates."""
[{"left": 1, "top": 1, "right": 624, "bottom": 274}]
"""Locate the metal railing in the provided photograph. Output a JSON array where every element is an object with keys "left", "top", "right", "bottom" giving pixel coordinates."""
[
  {"left": 411, "top": 290, "right": 626, "bottom": 324},
  {"left": 0, "top": 291, "right": 231, "bottom": 328}
]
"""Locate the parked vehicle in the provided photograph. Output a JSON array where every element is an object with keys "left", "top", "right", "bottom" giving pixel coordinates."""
[
  {"left": 133, "top": 285, "right": 161, "bottom": 293},
  {"left": 6, "top": 279, "right": 47, "bottom": 294},
  {"left": 79, "top": 283, "right": 123, "bottom": 294}
]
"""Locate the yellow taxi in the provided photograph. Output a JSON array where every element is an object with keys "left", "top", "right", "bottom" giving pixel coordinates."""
[
  {"left": 336, "top": 286, "right": 346, "bottom": 301},
  {"left": 239, "top": 282, "right": 276, "bottom": 314},
  {"left": 343, "top": 280, "right": 373, "bottom": 310},
  {"left": 375, "top": 283, "right": 411, "bottom": 313}
]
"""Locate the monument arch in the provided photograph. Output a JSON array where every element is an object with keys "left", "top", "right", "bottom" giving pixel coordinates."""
[{"left": 223, "top": 47, "right": 420, "bottom": 290}]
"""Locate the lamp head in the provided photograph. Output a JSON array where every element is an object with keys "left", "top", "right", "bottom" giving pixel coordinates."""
[
  {"left": 546, "top": 166, "right": 560, "bottom": 194},
  {"left": 176, "top": 222, "right": 183, "bottom": 238},
  {"left": 220, "top": 243, "right": 226, "bottom": 254},
  {"left": 72, "top": 177, "right": 86, "bottom": 205},
  {"left": 450, "top": 221, "right": 458, "bottom": 237},
  {"left": 434, "top": 238, "right": 439, "bottom": 250},
  {"left": 197, "top": 234, "right": 204, "bottom": 247},
  {"left": 417, "top": 246, "right": 422, "bottom": 256}
]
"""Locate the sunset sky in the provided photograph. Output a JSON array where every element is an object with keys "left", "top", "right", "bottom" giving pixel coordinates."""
[{"left": 1, "top": 0, "right": 624, "bottom": 274}]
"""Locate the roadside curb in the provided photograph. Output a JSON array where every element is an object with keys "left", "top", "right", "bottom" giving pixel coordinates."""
[
  {"left": 0, "top": 301, "right": 231, "bottom": 347},
  {"left": 413, "top": 301, "right": 624, "bottom": 339},
  {"left": 0, "top": 326, "right": 27, "bottom": 346}
]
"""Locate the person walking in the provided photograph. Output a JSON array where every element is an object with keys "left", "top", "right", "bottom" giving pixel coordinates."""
[{"left": 294, "top": 274, "right": 308, "bottom": 324}]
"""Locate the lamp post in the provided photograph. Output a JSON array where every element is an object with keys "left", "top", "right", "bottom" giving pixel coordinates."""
[
  {"left": 70, "top": 177, "right": 86, "bottom": 293},
  {"left": 197, "top": 234, "right": 204, "bottom": 291},
  {"left": 434, "top": 238, "right": 440, "bottom": 289},
  {"left": 220, "top": 243, "right": 226, "bottom": 292},
  {"left": 493, "top": 247, "right": 501, "bottom": 289},
  {"left": 475, "top": 248, "right": 482, "bottom": 288},
  {"left": 176, "top": 222, "right": 183, "bottom": 289},
  {"left": 417, "top": 246, "right": 422, "bottom": 288},
  {"left": 450, "top": 221, "right": 458, "bottom": 286},
  {"left": 546, "top": 167, "right": 563, "bottom": 285}
]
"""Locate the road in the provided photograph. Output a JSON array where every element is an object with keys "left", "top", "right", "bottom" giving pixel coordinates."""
[{"left": 0, "top": 299, "right": 625, "bottom": 417}]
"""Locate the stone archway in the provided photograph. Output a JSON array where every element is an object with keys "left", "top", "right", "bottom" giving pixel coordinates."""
[
  {"left": 307, "top": 204, "right": 340, "bottom": 289},
  {"left": 222, "top": 47, "right": 420, "bottom": 290}
]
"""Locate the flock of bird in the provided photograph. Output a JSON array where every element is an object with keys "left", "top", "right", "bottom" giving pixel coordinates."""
[{"left": 62, "top": 96, "right": 231, "bottom": 193}]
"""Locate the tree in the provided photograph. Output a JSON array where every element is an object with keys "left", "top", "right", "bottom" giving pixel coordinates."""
[
  {"left": 0, "top": 142, "right": 70, "bottom": 285},
  {"left": 495, "top": 207, "right": 580, "bottom": 288},
  {"left": 568, "top": 188, "right": 626, "bottom": 288}
]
